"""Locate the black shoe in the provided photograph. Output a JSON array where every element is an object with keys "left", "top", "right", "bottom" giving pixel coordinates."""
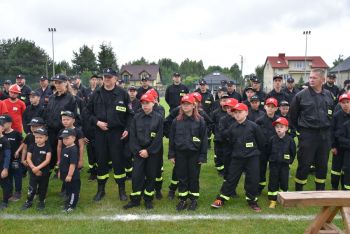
[
  {"left": 93, "top": 191, "right": 105, "bottom": 201},
  {"left": 176, "top": 200, "right": 187, "bottom": 211},
  {"left": 0, "top": 202, "right": 8, "bottom": 211},
  {"left": 168, "top": 190, "right": 175, "bottom": 200},
  {"left": 155, "top": 190, "right": 163, "bottom": 200},
  {"left": 88, "top": 174, "right": 97, "bottom": 181},
  {"left": 123, "top": 201, "right": 140, "bottom": 210},
  {"left": 145, "top": 201, "right": 154, "bottom": 210},
  {"left": 21, "top": 201, "right": 33, "bottom": 210},
  {"left": 188, "top": 199, "right": 198, "bottom": 211},
  {"left": 119, "top": 187, "right": 128, "bottom": 201},
  {"left": 218, "top": 170, "right": 225, "bottom": 177},
  {"left": 37, "top": 201, "right": 45, "bottom": 210}
]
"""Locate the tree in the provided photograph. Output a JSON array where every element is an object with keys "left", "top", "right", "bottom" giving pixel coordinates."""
[
  {"left": 229, "top": 63, "right": 242, "bottom": 84},
  {"left": 97, "top": 42, "right": 118, "bottom": 71},
  {"left": 333, "top": 54, "right": 344, "bottom": 68},
  {"left": 55, "top": 60, "right": 73, "bottom": 75},
  {"left": 72, "top": 45, "right": 97, "bottom": 72},
  {"left": 206, "top": 65, "right": 224, "bottom": 74},
  {"left": 179, "top": 58, "right": 205, "bottom": 77},
  {"left": 0, "top": 37, "right": 49, "bottom": 87},
  {"left": 130, "top": 57, "right": 149, "bottom": 65},
  {"left": 158, "top": 58, "right": 179, "bottom": 85},
  {"left": 255, "top": 65, "right": 264, "bottom": 80},
  {"left": 183, "top": 75, "right": 200, "bottom": 90}
]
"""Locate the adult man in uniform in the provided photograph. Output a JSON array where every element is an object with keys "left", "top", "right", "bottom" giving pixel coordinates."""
[
  {"left": 290, "top": 68, "right": 334, "bottom": 191},
  {"left": 226, "top": 80, "right": 242, "bottom": 102},
  {"left": 136, "top": 77, "right": 158, "bottom": 100},
  {"left": 86, "top": 68, "right": 134, "bottom": 202},
  {"left": 35, "top": 76, "right": 53, "bottom": 108},
  {"left": 165, "top": 72, "right": 189, "bottom": 112},
  {"left": 323, "top": 73, "right": 340, "bottom": 103},
  {"left": 15, "top": 75, "right": 32, "bottom": 106},
  {"left": 283, "top": 77, "right": 299, "bottom": 102},
  {"left": 266, "top": 74, "right": 290, "bottom": 104}
]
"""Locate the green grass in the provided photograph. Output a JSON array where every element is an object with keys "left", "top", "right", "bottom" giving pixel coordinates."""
[{"left": 0, "top": 98, "right": 342, "bottom": 233}]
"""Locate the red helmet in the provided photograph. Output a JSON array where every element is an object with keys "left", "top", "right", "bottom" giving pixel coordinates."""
[
  {"left": 191, "top": 92, "right": 202, "bottom": 103},
  {"left": 9, "top": 84, "right": 21, "bottom": 94},
  {"left": 145, "top": 88, "right": 158, "bottom": 99}
]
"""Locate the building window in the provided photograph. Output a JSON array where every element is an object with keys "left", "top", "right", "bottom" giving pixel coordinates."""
[
  {"left": 123, "top": 74, "right": 129, "bottom": 83},
  {"left": 294, "top": 61, "right": 305, "bottom": 70}
]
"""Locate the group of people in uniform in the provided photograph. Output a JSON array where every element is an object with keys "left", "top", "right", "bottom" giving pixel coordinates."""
[{"left": 0, "top": 68, "right": 350, "bottom": 212}]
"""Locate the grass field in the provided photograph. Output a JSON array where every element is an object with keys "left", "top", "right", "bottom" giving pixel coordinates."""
[{"left": 0, "top": 98, "right": 343, "bottom": 233}]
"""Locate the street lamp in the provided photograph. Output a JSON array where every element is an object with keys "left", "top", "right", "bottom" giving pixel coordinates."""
[
  {"left": 48, "top": 27, "right": 56, "bottom": 76},
  {"left": 303, "top": 30, "right": 311, "bottom": 80},
  {"left": 239, "top": 55, "right": 243, "bottom": 83}
]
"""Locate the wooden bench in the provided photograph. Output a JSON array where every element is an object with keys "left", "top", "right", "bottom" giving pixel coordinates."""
[{"left": 278, "top": 191, "right": 350, "bottom": 234}]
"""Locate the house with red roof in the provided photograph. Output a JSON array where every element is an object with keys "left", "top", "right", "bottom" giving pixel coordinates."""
[
  {"left": 120, "top": 64, "right": 162, "bottom": 88},
  {"left": 263, "top": 53, "right": 329, "bottom": 90}
]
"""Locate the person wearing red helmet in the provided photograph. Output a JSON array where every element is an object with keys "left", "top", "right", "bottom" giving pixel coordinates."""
[
  {"left": 168, "top": 94, "right": 208, "bottom": 211},
  {"left": 123, "top": 93, "right": 163, "bottom": 210},
  {"left": 267, "top": 117, "right": 296, "bottom": 209},
  {"left": 255, "top": 97, "right": 279, "bottom": 194},
  {"left": 330, "top": 93, "right": 350, "bottom": 190},
  {"left": 3, "top": 84, "right": 26, "bottom": 133},
  {"left": 211, "top": 103, "right": 265, "bottom": 212}
]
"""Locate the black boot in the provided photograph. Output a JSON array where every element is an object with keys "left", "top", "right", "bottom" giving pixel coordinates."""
[
  {"left": 155, "top": 190, "right": 163, "bottom": 200},
  {"left": 123, "top": 200, "right": 140, "bottom": 210},
  {"left": 119, "top": 185, "right": 128, "bottom": 201},
  {"left": 93, "top": 183, "right": 106, "bottom": 202}
]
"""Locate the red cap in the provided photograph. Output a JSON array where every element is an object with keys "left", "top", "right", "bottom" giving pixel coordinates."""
[
  {"left": 9, "top": 84, "right": 21, "bottom": 94},
  {"left": 272, "top": 117, "right": 289, "bottom": 127},
  {"left": 191, "top": 92, "right": 202, "bottom": 102},
  {"left": 181, "top": 94, "right": 195, "bottom": 104},
  {"left": 265, "top": 97, "right": 278, "bottom": 107},
  {"left": 223, "top": 98, "right": 239, "bottom": 108},
  {"left": 145, "top": 88, "right": 158, "bottom": 99},
  {"left": 232, "top": 103, "right": 248, "bottom": 111},
  {"left": 339, "top": 93, "right": 350, "bottom": 102},
  {"left": 140, "top": 94, "right": 155, "bottom": 103}
]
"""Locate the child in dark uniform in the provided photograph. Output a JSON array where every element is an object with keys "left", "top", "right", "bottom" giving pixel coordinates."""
[
  {"left": 267, "top": 117, "right": 296, "bottom": 208},
  {"left": 58, "top": 128, "right": 80, "bottom": 212},
  {"left": 21, "top": 128, "right": 51, "bottom": 210},
  {"left": 0, "top": 115, "right": 23, "bottom": 202},
  {"left": 0, "top": 120, "right": 11, "bottom": 210},
  {"left": 123, "top": 93, "right": 163, "bottom": 210}
]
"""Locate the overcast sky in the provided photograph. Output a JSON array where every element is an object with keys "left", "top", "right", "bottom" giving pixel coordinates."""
[{"left": 1, "top": 0, "right": 349, "bottom": 75}]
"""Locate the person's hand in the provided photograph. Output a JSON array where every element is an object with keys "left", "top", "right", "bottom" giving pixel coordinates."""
[
  {"left": 121, "top": 131, "right": 128, "bottom": 140},
  {"left": 1, "top": 169, "right": 8, "bottom": 178},
  {"left": 78, "top": 160, "right": 83, "bottom": 169},
  {"left": 14, "top": 151, "right": 20, "bottom": 159},
  {"left": 32, "top": 167, "right": 39, "bottom": 174},
  {"left": 83, "top": 137, "right": 90, "bottom": 144},
  {"left": 139, "top": 149, "right": 149, "bottom": 158},
  {"left": 22, "top": 160, "right": 28, "bottom": 167},
  {"left": 35, "top": 170, "right": 42, "bottom": 176},
  {"left": 331, "top": 148, "right": 337, "bottom": 156},
  {"left": 169, "top": 158, "right": 175, "bottom": 165},
  {"left": 65, "top": 175, "right": 72, "bottom": 182},
  {"left": 57, "top": 171, "right": 60, "bottom": 179},
  {"left": 97, "top": 121, "right": 108, "bottom": 131}
]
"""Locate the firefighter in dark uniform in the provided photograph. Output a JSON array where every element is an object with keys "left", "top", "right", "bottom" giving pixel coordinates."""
[
  {"left": 211, "top": 103, "right": 265, "bottom": 212},
  {"left": 44, "top": 74, "right": 78, "bottom": 175},
  {"left": 283, "top": 77, "right": 299, "bottom": 102},
  {"left": 251, "top": 76, "right": 267, "bottom": 108},
  {"left": 323, "top": 73, "right": 340, "bottom": 104},
  {"left": 22, "top": 91, "right": 44, "bottom": 134},
  {"left": 165, "top": 72, "right": 189, "bottom": 112},
  {"left": 247, "top": 95, "right": 264, "bottom": 122},
  {"left": 123, "top": 93, "right": 163, "bottom": 210},
  {"left": 196, "top": 79, "right": 214, "bottom": 149},
  {"left": 290, "top": 69, "right": 334, "bottom": 191},
  {"left": 168, "top": 94, "right": 208, "bottom": 211},
  {"left": 330, "top": 93, "right": 350, "bottom": 190},
  {"left": 35, "top": 76, "right": 53, "bottom": 108},
  {"left": 212, "top": 86, "right": 228, "bottom": 111},
  {"left": 211, "top": 93, "right": 230, "bottom": 176},
  {"left": 266, "top": 75, "right": 290, "bottom": 105},
  {"left": 226, "top": 80, "right": 242, "bottom": 102},
  {"left": 136, "top": 77, "right": 159, "bottom": 100},
  {"left": 15, "top": 75, "right": 32, "bottom": 106},
  {"left": 86, "top": 68, "right": 133, "bottom": 202},
  {"left": 255, "top": 97, "right": 279, "bottom": 193}
]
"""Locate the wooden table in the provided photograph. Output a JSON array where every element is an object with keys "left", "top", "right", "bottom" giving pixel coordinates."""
[{"left": 278, "top": 191, "right": 350, "bottom": 234}]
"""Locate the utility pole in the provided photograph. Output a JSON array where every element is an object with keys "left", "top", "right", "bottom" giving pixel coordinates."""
[
  {"left": 48, "top": 27, "right": 56, "bottom": 76},
  {"left": 303, "top": 30, "right": 311, "bottom": 79}
]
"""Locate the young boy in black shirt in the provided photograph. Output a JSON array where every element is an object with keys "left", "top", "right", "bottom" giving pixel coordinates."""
[
  {"left": 58, "top": 128, "right": 80, "bottom": 212},
  {"left": 211, "top": 103, "right": 265, "bottom": 212},
  {"left": 0, "top": 115, "right": 23, "bottom": 202},
  {"left": 21, "top": 128, "right": 51, "bottom": 210},
  {"left": 267, "top": 117, "right": 296, "bottom": 208},
  {"left": 0, "top": 120, "right": 11, "bottom": 210}
]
